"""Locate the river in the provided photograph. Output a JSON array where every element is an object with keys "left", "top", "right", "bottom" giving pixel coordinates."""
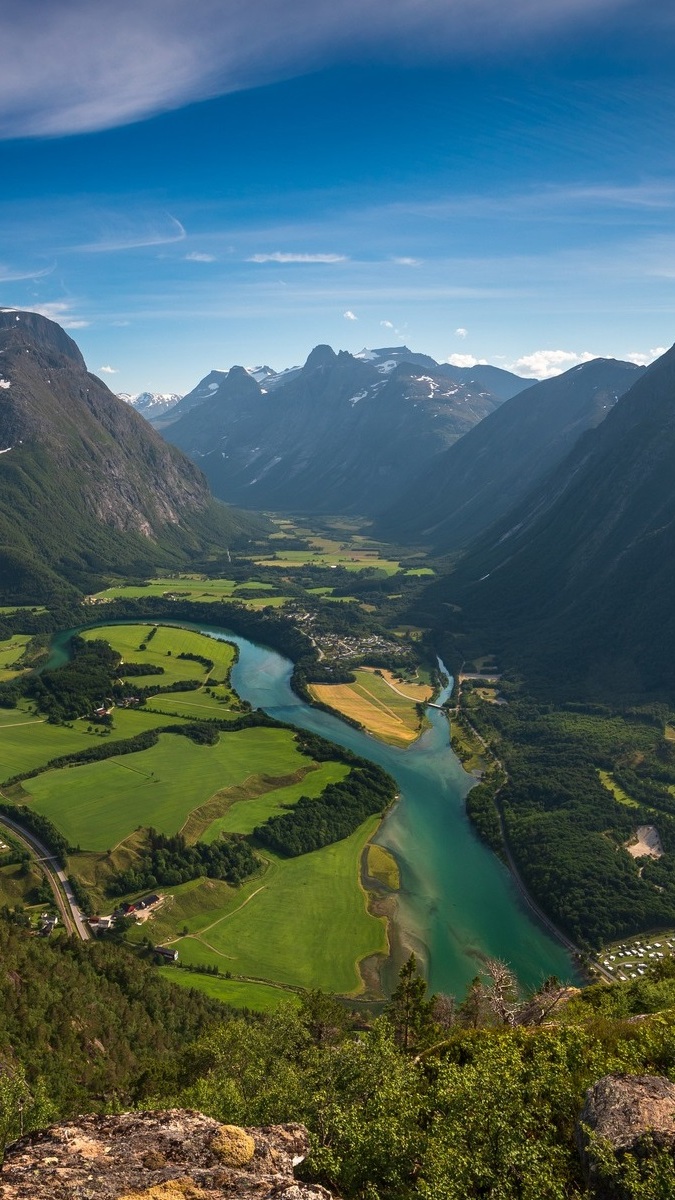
[{"left": 49, "top": 622, "right": 576, "bottom": 997}]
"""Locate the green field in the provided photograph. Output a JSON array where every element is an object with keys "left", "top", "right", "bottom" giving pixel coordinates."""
[
  {"left": 159, "top": 968, "right": 301, "bottom": 1012},
  {"left": 202, "top": 759, "right": 349, "bottom": 839},
  {"left": 165, "top": 817, "right": 386, "bottom": 995},
  {"left": 25, "top": 726, "right": 315, "bottom": 851},
  {"left": 0, "top": 635, "right": 32, "bottom": 681},
  {"left": 91, "top": 577, "right": 283, "bottom": 607},
  {"left": 81, "top": 623, "right": 236, "bottom": 683}
]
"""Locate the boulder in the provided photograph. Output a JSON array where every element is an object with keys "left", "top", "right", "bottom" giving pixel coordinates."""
[
  {"left": 0, "top": 1110, "right": 333, "bottom": 1199},
  {"left": 577, "top": 1074, "right": 675, "bottom": 1194}
]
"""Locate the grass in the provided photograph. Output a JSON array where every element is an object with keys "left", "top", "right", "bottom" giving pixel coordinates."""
[
  {"left": 25, "top": 727, "right": 313, "bottom": 851},
  {"left": 366, "top": 843, "right": 400, "bottom": 890},
  {"left": 168, "top": 816, "right": 387, "bottom": 995},
  {"left": 254, "top": 551, "right": 403, "bottom": 575},
  {"left": 0, "top": 860, "right": 44, "bottom": 908},
  {"left": 81, "top": 624, "right": 237, "bottom": 685},
  {"left": 598, "top": 769, "right": 640, "bottom": 808},
  {"left": 91, "top": 577, "right": 277, "bottom": 604},
  {"left": 0, "top": 635, "right": 32, "bottom": 681},
  {"left": 201, "top": 760, "right": 349, "bottom": 840},
  {"left": 450, "top": 715, "right": 489, "bottom": 775},
  {"left": 309, "top": 667, "right": 426, "bottom": 746},
  {"left": 159, "top": 967, "right": 301, "bottom": 1012}
]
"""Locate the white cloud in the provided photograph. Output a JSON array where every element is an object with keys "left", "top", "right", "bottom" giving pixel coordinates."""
[
  {"left": 185, "top": 251, "right": 216, "bottom": 262},
  {"left": 0, "top": 262, "right": 54, "bottom": 283},
  {"left": 99, "top": 364, "right": 119, "bottom": 374},
  {"left": 392, "top": 257, "right": 421, "bottom": 266},
  {"left": 248, "top": 252, "right": 347, "bottom": 263},
  {"left": 455, "top": 327, "right": 468, "bottom": 338},
  {"left": 0, "top": 0, "right": 635, "bottom": 139},
  {"left": 78, "top": 215, "right": 186, "bottom": 253},
  {"left": 624, "top": 346, "right": 667, "bottom": 366},
  {"left": 380, "top": 320, "right": 394, "bottom": 328},
  {"left": 508, "top": 349, "right": 597, "bottom": 378},
  {"left": 343, "top": 310, "right": 358, "bottom": 320},
  {"left": 446, "top": 353, "right": 488, "bottom": 368},
  {"left": 24, "top": 302, "right": 89, "bottom": 329}
]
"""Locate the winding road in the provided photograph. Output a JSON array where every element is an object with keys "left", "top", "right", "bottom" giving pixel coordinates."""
[{"left": 0, "top": 812, "right": 90, "bottom": 940}]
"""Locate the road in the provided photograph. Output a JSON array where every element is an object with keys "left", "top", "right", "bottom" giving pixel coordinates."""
[{"left": 0, "top": 812, "right": 90, "bottom": 940}]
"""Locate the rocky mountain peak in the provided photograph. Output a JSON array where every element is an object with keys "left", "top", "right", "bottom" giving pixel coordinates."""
[
  {"left": 0, "top": 308, "right": 86, "bottom": 369},
  {"left": 303, "top": 344, "right": 337, "bottom": 371}
]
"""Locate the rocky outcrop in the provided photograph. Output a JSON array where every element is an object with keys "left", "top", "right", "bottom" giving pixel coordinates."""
[
  {"left": 0, "top": 1110, "right": 333, "bottom": 1199},
  {"left": 577, "top": 1074, "right": 675, "bottom": 1194}
]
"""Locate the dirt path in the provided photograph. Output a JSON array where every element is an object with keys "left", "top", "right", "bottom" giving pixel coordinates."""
[{"left": 198, "top": 884, "right": 267, "bottom": 935}]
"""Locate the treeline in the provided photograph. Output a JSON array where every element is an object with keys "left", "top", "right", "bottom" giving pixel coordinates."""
[
  {"left": 254, "top": 762, "right": 396, "bottom": 856},
  {"left": 107, "top": 829, "right": 258, "bottom": 896}
]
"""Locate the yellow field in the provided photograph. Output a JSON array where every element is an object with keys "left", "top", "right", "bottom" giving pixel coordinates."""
[
  {"left": 377, "top": 668, "right": 432, "bottom": 703},
  {"left": 598, "top": 769, "right": 639, "bottom": 808},
  {"left": 309, "top": 667, "right": 426, "bottom": 746}
]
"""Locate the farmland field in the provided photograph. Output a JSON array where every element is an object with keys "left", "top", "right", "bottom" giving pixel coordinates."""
[
  {"left": 0, "top": 635, "right": 31, "bottom": 681},
  {"left": 91, "top": 577, "right": 279, "bottom": 605},
  {"left": 25, "top": 726, "right": 316, "bottom": 851},
  {"left": 163, "top": 816, "right": 387, "bottom": 995},
  {"left": 309, "top": 667, "right": 428, "bottom": 746}
]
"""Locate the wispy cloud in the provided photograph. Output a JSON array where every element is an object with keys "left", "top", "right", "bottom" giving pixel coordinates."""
[
  {"left": 0, "top": 262, "right": 54, "bottom": 283},
  {"left": 455, "top": 327, "right": 468, "bottom": 338},
  {"left": 380, "top": 320, "right": 394, "bottom": 328},
  {"left": 392, "top": 256, "right": 421, "bottom": 266},
  {"left": 0, "top": 0, "right": 642, "bottom": 139},
  {"left": 343, "top": 310, "right": 358, "bottom": 320},
  {"left": 77, "top": 215, "right": 186, "bottom": 253},
  {"left": 185, "top": 251, "right": 216, "bottom": 262},
  {"left": 99, "top": 364, "right": 119, "bottom": 374},
  {"left": 247, "top": 252, "right": 347, "bottom": 263}
]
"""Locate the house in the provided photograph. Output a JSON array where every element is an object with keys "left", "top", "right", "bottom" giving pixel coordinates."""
[{"left": 156, "top": 946, "right": 178, "bottom": 961}]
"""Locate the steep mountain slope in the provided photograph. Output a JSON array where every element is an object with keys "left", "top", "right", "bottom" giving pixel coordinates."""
[
  {"left": 0, "top": 309, "right": 260, "bottom": 601},
  {"left": 166, "top": 345, "right": 506, "bottom": 516},
  {"left": 421, "top": 343, "right": 675, "bottom": 700},
  {"left": 378, "top": 358, "right": 643, "bottom": 552}
]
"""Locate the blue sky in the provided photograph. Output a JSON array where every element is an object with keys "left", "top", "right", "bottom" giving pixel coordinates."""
[{"left": 1, "top": 0, "right": 675, "bottom": 393}]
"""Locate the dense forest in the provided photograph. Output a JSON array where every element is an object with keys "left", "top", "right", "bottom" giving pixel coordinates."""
[
  {"left": 460, "top": 686, "right": 675, "bottom": 948},
  {"left": 4, "top": 925, "right": 675, "bottom": 1198}
]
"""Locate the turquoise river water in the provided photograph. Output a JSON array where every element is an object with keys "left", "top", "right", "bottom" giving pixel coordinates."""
[{"left": 50, "top": 622, "right": 576, "bottom": 997}]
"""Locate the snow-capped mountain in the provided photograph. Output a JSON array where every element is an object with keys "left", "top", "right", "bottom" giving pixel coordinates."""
[{"left": 118, "top": 391, "right": 182, "bottom": 421}]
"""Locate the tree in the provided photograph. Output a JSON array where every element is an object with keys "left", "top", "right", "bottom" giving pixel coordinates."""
[{"left": 386, "top": 954, "right": 435, "bottom": 1052}]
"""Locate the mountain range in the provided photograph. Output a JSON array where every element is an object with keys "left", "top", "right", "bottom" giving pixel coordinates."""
[
  {"left": 163, "top": 345, "right": 525, "bottom": 516},
  {"left": 0, "top": 310, "right": 260, "bottom": 602},
  {"left": 419, "top": 341, "right": 675, "bottom": 700},
  {"left": 118, "top": 391, "right": 183, "bottom": 420},
  {"left": 378, "top": 357, "right": 644, "bottom": 553}
]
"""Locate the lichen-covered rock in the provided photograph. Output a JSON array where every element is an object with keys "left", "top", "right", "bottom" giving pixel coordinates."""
[
  {"left": 577, "top": 1073, "right": 675, "bottom": 1192},
  {"left": 0, "top": 1110, "right": 333, "bottom": 1199}
]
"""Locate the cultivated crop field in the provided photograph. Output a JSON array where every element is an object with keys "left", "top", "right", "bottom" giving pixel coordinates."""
[
  {"left": 0, "top": 635, "right": 31, "bottom": 682},
  {"left": 310, "top": 667, "right": 427, "bottom": 746}
]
